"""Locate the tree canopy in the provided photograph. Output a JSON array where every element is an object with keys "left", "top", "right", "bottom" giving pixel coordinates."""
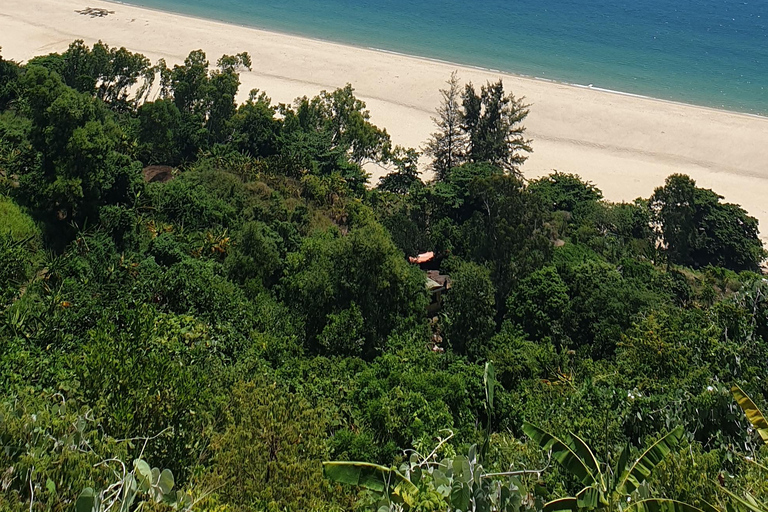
[
  {"left": 425, "top": 73, "right": 532, "bottom": 179},
  {"left": 0, "top": 41, "right": 766, "bottom": 512},
  {"left": 651, "top": 174, "right": 764, "bottom": 271}
]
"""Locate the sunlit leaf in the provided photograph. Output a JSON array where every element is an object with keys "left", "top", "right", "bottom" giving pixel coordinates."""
[
  {"left": 543, "top": 497, "right": 579, "bottom": 512},
  {"left": 323, "top": 461, "right": 417, "bottom": 494},
  {"left": 718, "top": 484, "right": 768, "bottom": 512},
  {"left": 134, "top": 459, "right": 152, "bottom": 491},
  {"left": 616, "top": 427, "right": 684, "bottom": 494},
  {"left": 523, "top": 423, "right": 600, "bottom": 488},
  {"left": 627, "top": 498, "right": 710, "bottom": 512},
  {"left": 158, "top": 468, "right": 175, "bottom": 495},
  {"left": 732, "top": 385, "right": 768, "bottom": 445},
  {"left": 46, "top": 478, "right": 56, "bottom": 495}
]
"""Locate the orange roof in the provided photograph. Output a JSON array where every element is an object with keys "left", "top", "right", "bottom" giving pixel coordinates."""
[{"left": 409, "top": 251, "right": 435, "bottom": 264}]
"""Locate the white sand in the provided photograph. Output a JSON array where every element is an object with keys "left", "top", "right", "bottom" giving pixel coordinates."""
[{"left": 2, "top": 0, "right": 768, "bottom": 238}]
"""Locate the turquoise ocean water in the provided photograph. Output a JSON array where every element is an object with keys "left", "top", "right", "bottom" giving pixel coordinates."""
[{"left": 122, "top": 0, "right": 768, "bottom": 115}]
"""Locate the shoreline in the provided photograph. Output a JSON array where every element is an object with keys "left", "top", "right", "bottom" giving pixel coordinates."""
[
  {"left": 103, "top": 0, "right": 766, "bottom": 119},
  {"left": 368, "top": 45, "right": 767, "bottom": 121},
  {"left": 2, "top": 0, "right": 768, "bottom": 242}
]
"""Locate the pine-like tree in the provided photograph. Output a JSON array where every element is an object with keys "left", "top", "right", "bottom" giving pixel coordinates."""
[
  {"left": 462, "top": 79, "right": 532, "bottom": 176},
  {"left": 425, "top": 74, "right": 532, "bottom": 181},
  {"left": 424, "top": 72, "right": 466, "bottom": 181}
]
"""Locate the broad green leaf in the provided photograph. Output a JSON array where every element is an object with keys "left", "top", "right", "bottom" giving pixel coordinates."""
[
  {"left": 576, "top": 486, "right": 600, "bottom": 509},
  {"left": 732, "top": 385, "right": 768, "bottom": 445},
  {"left": 323, "top": 461, "right": 417, "bottom": 494},
  {"left": 158, "top": 468, "right": 174, "bottom": 495},
  {"left": 543, "top": 497, "right": 579, "bottom": 512},
  {"left": 626, "top": 498, "right": 710, "bottom": 512},
  {"left": 432, "top": 468, "right": 450, "bottom": 489},
  {"left": 614, "top": 444, "right": 630, "bottom": 478},
  {"left": 523, "top": 423, "right": 600, "bottom": 488},
  {"left": 569, "top": 432, "right": 604, "bottom": 490},
  {"left": 616, "top": 427, "right": 683, "bottom": 494},
  {"left": 717, "top": 485, "right": 768, "bottom": 512},
  {"left": 484, "top": 362, "right": 496, "bottom": 411},
  {"left": 451, "top": 481, "right": 471, "bottom": 512},
  {"left": 75, "top": 487, "right": 96, "bottom": 512},
  {"left": 134, "top": 459, "right": 152, "bottom": 491},
  {"left": 46, "top": 478, "right": 56, "bottom": 495},
  {"left": 151, "top": 467, "right": 161, "bottom": 487},
  {"left": 453, "top": 455, "right": 472, "bottom": 484}
]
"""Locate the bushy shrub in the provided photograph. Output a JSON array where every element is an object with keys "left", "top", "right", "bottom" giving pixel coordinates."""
[{"left": 205, "top": 380, "right": 348, "bottom": 512}]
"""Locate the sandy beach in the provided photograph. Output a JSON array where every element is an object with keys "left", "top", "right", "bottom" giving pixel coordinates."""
[{"left": 2, "top": 0, "right": 768, "bottom": 238}]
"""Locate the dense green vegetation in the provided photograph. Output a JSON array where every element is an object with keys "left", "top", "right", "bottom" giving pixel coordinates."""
[{"left": 1, "top": 41, "right": 768, "bottom": 511}]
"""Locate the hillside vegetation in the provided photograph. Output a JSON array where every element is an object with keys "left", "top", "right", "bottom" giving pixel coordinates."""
[{"left": 1, "top": 42, "right": 768, "bottom": 512}]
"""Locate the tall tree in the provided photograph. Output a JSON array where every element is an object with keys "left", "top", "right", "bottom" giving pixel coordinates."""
[
  {"left": 297, "top": 84, "right": 391, "bottom": 166},
  {"left": 0, "top": 49, "right": 21, "bottom": 110},
  {"left": 281, "top": 222, "right": 427, "bottom": 356},
  {"left": 207, "top": 53, "right": 252, "bottom": 142},
  {"left": 650, "top": 174, "right": 764, "bottom": 271},
  {"left": 228, "top": 90, "right": 281, "bottom": 158},
  {"left": 462, "top": 79, "right": 532, "bottom": 175},
  {"left": 443, "top": 259, "right": 497, "bottom": 358},
  {"left": 377, "top": 146, "right": 422, "bottom": 194},
  {"left": 19, "top": 65, "right": 141, "bottom": 223},
  {"left": 424, "top": 72, "right": 466, "bottom": 181},
  {"left": 27, "top": 40, "right": 153, "bottom": 109},
  {"left": 150, "top": 50, "right": 251, "bottom": 157}
]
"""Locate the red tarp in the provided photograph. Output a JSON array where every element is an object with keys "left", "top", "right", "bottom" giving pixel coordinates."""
[{"left": 409, "top": 251, "right": 435, "bottom": 264}]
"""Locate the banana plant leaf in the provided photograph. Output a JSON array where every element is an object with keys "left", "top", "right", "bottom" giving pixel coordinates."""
[
  {"left": 523, "top": 423, "right": 602, "bottom": 489},
  {"left": 717, "top": 484, "right": 768, "bottom": 512},
  {"left": 626, "top": 498, "right": 711, "bottom": 512},
  {"left": 732, "top": 385, "right": 768, "bottom": 445},
  {"left": 323, "top": 461, "right": 418, "bottom": 494},
  {"left": 543, "top": 497, "right": 579, "bottom": 512},
  {"left": 484, "top": 362, "right": 496, "bottom": 411},
  {"left": 614, "top": 444, "right": 630, "bottom": 480},
  {"left": 616, "top": 426, "right": 684, "bottom": 495},
  {"left": 576, "top": 486, "right": 600, "bottom": 509}
]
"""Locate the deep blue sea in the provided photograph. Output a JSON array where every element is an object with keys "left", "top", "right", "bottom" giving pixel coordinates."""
[{"left": 123, "top": 0, "right": 768, "bottom": 115}]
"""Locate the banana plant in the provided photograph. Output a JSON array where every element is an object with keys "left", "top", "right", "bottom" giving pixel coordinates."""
[
  {"left": 718, "top": 386, "right": 768, "bottom": 512},
  {"left": 322, "top": 460, "right": 418, "bottom": 511},
  {"left": 323, "top": 363, "right": 544, "bottom": 512},
  {"left": 323, "top": 442, "right": 540, "bottom": 512},
  {"left": 523, "top": 423, "right": 706, "bottom": 512},
  {"left": 732, "top": 385, "right": 768, "bottom": 446}
]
